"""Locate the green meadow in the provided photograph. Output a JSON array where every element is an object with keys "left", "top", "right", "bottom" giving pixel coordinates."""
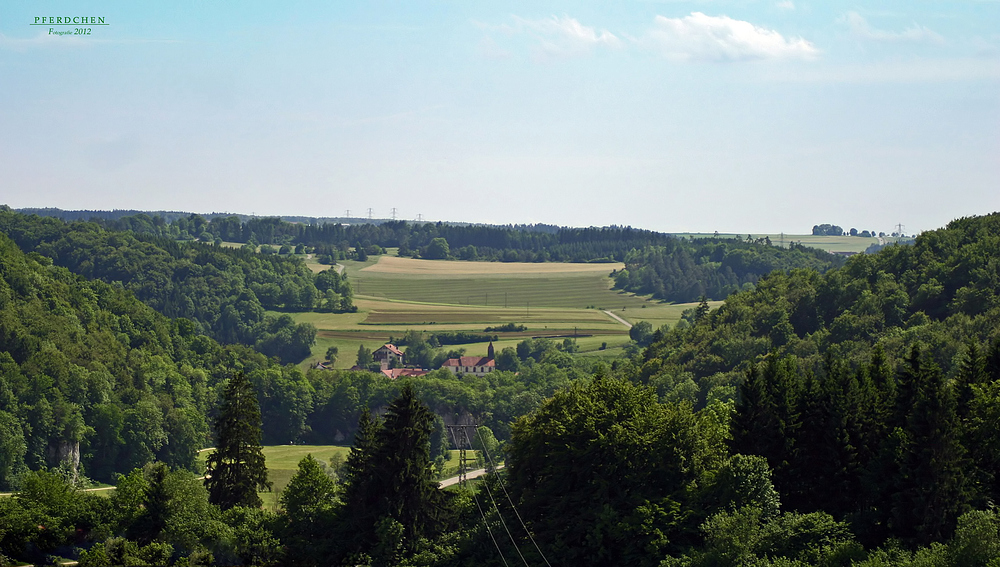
[{"left": 195, "top": 445, "right": 352, "bottom": 510}]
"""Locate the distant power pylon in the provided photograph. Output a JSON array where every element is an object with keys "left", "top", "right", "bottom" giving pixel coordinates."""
[
  {"left": 345, "top": 210, "right": 351, "bottom": 218},
  {"left": 391, "top": 207, "right": 398, "bottom": 220},
  {"left": 445, "top": 424, "right": 479, "bottom": 486},
  {"left": 895, "top": 223, "right": 905, "bottom": 237},
  {"left": 416, "top": 214, "right": 424, "bottom": 222},
  {"left": 367, "top": 208, "right": 374, "bottom": 220}
]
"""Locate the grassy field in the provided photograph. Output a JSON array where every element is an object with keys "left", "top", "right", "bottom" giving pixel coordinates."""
[
  {"left": 292, "top": 254, "right": 713, "bottom": 370},
  {"left": 670, "top": 233, "right": 902, "bottom": 254},
  {"left": 194, "top": 446, "right": 473, "bottom": 509},
  {"left": 196, "top": 445, "right": 352, "bottom": 510}
]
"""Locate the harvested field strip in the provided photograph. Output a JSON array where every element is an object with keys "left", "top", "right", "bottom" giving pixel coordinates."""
[
  {"left": 363, "top": 311, "right": 619, "bottom": 326},
  {"left": 353, "top": 274, "right": 648, "bottom": 309},
  {"left": 361, "top": 256, "right": 623, "bottom": 275}
]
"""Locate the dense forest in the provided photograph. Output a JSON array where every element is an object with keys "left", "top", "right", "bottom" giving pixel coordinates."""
[
  {"left": 0, "top": 209, "right": 355, "bottom": 364},
  {"left": 0, "top": 228, "right": 326, "bottom": 486},
  {"left": 612, "top": 238, "right": 843, "bottom": 303},
  {"left": 19, "top": 207, "right": 847, "bottom": 302},
  {"left": 4, "top": 209, "right": 1000, "bottom": 566}
]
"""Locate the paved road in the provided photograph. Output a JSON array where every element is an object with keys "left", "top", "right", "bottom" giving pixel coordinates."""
[
  {"left": 603, "top": 310, "right": 632, "bottom": 329},
  {"left": 439, "top": 465, "right": 505, "bottom": 488}
]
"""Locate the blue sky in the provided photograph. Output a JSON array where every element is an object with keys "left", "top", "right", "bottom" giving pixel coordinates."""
[{"left": 1, "top": 1, "right": 997, "bottom": 234}]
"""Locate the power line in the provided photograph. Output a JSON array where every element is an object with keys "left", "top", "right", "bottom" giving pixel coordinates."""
[
  {"left": 477, "top": 428, "right": 553, "bottom": 567},
  {"left": 469, "top": 479, "right": 510, "bottom": 567},
  {"left": 463, "top": 428, "right": 531, "bottom": 567},
  {"left": 447, "top": 425, "right": 509, "bottom": 567}
]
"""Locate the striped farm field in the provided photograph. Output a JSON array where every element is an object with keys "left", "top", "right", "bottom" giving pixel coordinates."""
[
  {"left": 348, "top": 256, "right": 645, "bottom": 310},
  {"left": 290, "top": 255, "right": 711, "bottom": 370}
]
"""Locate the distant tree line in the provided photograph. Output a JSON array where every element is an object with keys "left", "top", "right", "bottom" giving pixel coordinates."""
[
  {"left": 613, "top": 237, "right": 844, "bottom": 303},
  {"left": 58, "top": 211, "right": 684, "bottom": 263}
]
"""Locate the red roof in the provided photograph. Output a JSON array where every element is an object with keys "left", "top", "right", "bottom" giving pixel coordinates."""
[
  {"left": 380, "top": 368, "right": 429, "bottom": 379},
  {"left": 376, "top": 344, "right": 404, "bottom": 356},
  {"left": 442, "top": 356, "right": 495, "bottom": 367}
]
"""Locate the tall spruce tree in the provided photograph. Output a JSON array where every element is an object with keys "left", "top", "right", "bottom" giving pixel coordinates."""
[
  {"left": 373, "top": 384, "right": 448, "bottom": 547},
  {"left": 956, "top": 341, "right": 987, "bottom": 421},
  {"left": 337, "top": 386, "right": 449, "bottom": 558},
  {"left": 338, "top": 408, "right": 382, "bottom": 554},
  {"left": 204, "top": 372, "right": 271, "bottom": 510},
  {"left": 891, "top": 348, "right": 970, "bottom": 545}
]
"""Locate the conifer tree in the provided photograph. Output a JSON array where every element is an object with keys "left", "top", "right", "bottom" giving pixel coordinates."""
[
  {"left": 372, "top": 384, "right": 448, "bottom": 547},
  {"left": 731, "top": 365, "right": 769, "bottom": 458},
  {"left": 338, "top": 386, "right": 449, "bottom": 557},
  {"left": 892, "top": 349, "right": 969, "bottom": 545},
  {"left": 339, "top": 407, "right": 381, "bottom": 554},
  {"left": 985, "top": 338, "right": 1000, "bottom": 382},
  {"left": 956, "top": 340, "right": 987, "bottom": 421},
  {"left": 204, "top": 372, "right": 271, "bottom": 510},
  {"left": 130, "top": 462, "right": 170, "bottom": 545}
]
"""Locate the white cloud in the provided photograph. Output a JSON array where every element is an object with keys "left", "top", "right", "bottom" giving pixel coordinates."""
[
  {"left": 504, "top": 15, "right": 622, "bottom": 59},
  {"left": 775, "top": 1, "right": 795, "bottom": 10},
  {"left": 639, "top": 12, "right": 818, "bottom": 61},
  {"left": 841, "top": 12, "right": 945, "bottom": 44}
]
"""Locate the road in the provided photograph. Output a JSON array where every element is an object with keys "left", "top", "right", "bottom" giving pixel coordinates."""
[
  {"left": 439, "top": 464, "right": 505, "bottom": 488},
  {"left": 603, "top": 310, "right": 632, "bottom": 329}
]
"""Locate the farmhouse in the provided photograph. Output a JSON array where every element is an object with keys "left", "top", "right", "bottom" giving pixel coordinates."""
[
  {"left": 441, "top": 342, "right": 496, "bottom": 376},
  {"left": 373, "top": 343, "right": 404, "bottom": 368}
]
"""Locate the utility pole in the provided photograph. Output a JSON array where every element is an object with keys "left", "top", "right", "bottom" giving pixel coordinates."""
[{"left": 445, "top": 424, "right": 480, "bottom": 486}]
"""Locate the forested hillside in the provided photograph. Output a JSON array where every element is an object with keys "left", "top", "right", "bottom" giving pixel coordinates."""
[
  {"left": 0, "top": 231, "right": 320, "bottom": 486},
  {"left": 0, "top": 208, "right": 352, "bottom": 363},
  {"left": 612, "top": 238, "right": 843, "bottom": 303}
]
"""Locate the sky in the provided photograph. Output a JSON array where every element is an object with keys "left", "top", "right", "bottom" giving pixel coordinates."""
[{"left": 1, "top": 1, "right": 998, "bottom": 235}]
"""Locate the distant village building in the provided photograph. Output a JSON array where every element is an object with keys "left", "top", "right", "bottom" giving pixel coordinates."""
[
  {"left": 373, "top": 344, "right": 404, "bottom": 369},
  {"left": 441, "top": 342, "right": 496, "bottom": 376},
  {"left": 381, "top": 368, "right": 430, "bottom": 380}
]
